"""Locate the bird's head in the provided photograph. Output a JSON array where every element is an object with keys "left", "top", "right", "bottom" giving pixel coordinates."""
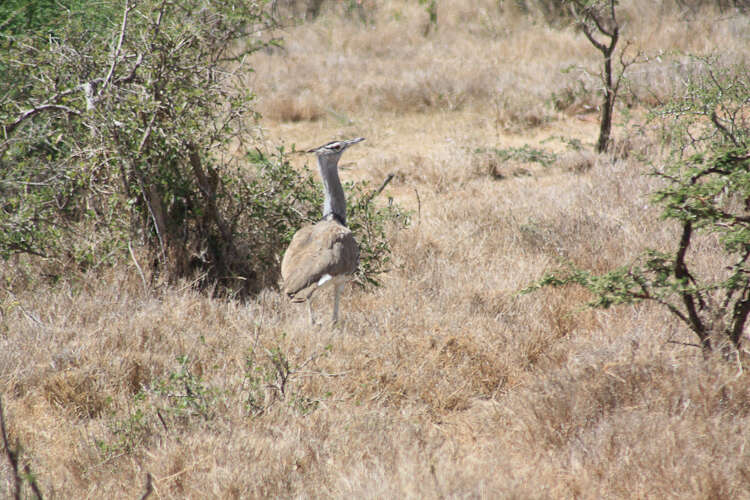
[{"left": 307, "top": 137, "right": 365, "bottom": 159}]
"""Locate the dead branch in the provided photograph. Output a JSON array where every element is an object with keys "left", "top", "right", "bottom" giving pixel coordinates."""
[
  {"left": 0, "top": 395, "right": 22, "bottom": 500},
  {"left": 100, "top": 0, "right": 133, "bottom": 96},
  {"left": 138, "top": 472, "right": 153, "bottom": 500},
  {"left": 3, "top": 104, "right": 81, "bottom": 137},
  {"left": 364, "top": 173, "right": 395, "bottom": 206}
]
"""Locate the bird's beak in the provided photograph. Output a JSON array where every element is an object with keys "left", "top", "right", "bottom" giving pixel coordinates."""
[
  {"left": 305, "top": 137, "right": 366, "bottom": 154},
  {"left": 345, "top": 137, "right": 365, "bottom": 147}
]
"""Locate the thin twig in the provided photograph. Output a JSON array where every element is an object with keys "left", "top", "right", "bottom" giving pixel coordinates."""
[
  {"left": 129, "top": 241, "right": 149, "bottom": 294},
  {"left": 4, "top": 104, "right": 81, "bottom": 136},
  {"left": 100, "top": 0, "right": 132, "bottom": 96},
  {"left": 413, "top": 187, "right": 421, "bottom": 225},
  {"left": 363, "top": 173, "right": 395, "bottom": 206},
  {"left": 710, "top": 111, "right": 740, "bottom": 147},
  {"left": 25, "top": 463, "right": 43, "bottom": 500},
  {"left": 588, "top": 7, "right": 614, "bottom": 39},
  {"left": 0, "top": 5, "right": 25, "bottom": 31},
  {"left": 581, "top": 23, "right": 607, "bottom": 54},
  {"left": 666, "top": 340, "right": 703, "bottom": 349},
  {"left": 294, "top": 370, "right": 352, "bottom": 378},
  {"left": 0, "top": 397, "right": 40, "bottom": 498},
  {"left": 4, "top": 291, "right": 44, "bottom": 329},
  {"left": 0, "top": 395, "right": 22, "bottom": 500},
  {"left": 138, "top": 472, "right": 153, "bottom": 500},
  {"left": 156, "top": 409, "right": 169, "bottom": 433},
  {"left": 733, "top": 348, "right": 743, "bottom": 379}
]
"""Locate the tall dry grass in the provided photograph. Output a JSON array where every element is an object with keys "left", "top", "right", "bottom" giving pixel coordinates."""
[{"left": 2, "top": 0, "right": 750, "bottom": 497}]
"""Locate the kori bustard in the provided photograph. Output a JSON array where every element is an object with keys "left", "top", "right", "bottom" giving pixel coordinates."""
[{"left": 281, "top": 137, "right": 364, "bottom": 325}]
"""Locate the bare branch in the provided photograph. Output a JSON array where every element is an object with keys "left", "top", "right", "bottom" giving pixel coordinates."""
[
  {"left": 3, "top": 104, "right": 81, "bottom": 137},
  {"left": 138, "top": 472, "right": 153, "bottom": 500},
  {"left": 674, "top": 221, "right": 707, "bottom": 341},
  {"left": 588, "top": 5, "right": 614, "bottom": 38},
  {"left": 730, "top": 288, "right": 750, "bottom": 346},
  {"left": 152, "top": 0, "right": 169, "bottom": 40},
  {"left": 188, "top": 143, "right": 233, "bottom": 243},
  {"left": 613, "top": 40, "right": 640, "bottom": 96},
  {"left": 666, "top": 340, "right": 703, "bottom": 349},
  {"left": 632, "top": 272, "right": 694, "bottom": 327},
  {"left": 710, "top": 111, "right": 740, "bottom": 147},
  {"left": 129, "top": 240, "right": 149, "bottom": 294},
  {"left": 0, "top": 395, "right": 22, "bottom": 500},
  {"left": 581, "top": 23, "right": 608, "bottom": 54},
  {"left": 609, "top": 0, "right": 617, "bottom": 27},
  {"left": 0, "top": 5, "right": 25, "bottom": 32},
  {"left": 100, "top": 0, "right": 133, "bottom": 96},
  {"left": 25, "top": 462, "right": 44, "bottom": 499},
  {"left": 363, "top": 173, "right": 395, "bottom": 206},
  {"left": 136, "top": 112, "right": 157, "bottom": 155},
  {"left": 116, "top": 52, "right": 143, "bottom": 85}
]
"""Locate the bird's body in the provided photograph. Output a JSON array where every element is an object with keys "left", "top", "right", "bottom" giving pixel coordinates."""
[
  {"left": 281, "top": 137, "right": 365, "bottom": 324},
  {"left": 281, "top": 218, "right": 359, "bottom": 302}
]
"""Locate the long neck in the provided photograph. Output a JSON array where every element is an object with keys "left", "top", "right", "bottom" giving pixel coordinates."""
[{"left": 318, "top": 155, "right": 347, "bottom": 226}]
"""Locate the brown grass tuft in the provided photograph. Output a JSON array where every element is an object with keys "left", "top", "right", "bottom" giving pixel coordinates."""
[
  {"left": 42, "top": 370, "right": 108, "bottom": 419},
  {"left": 260, "top": 94, "right": 324, "bottom": 122}
]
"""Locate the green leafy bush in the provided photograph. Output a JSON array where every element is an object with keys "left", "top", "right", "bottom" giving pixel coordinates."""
[
  {"left": 1, "top": 0, "right": 405, "bottom": 296},
  {"left": 525, "top": 57, "right": 750, "bottom": 354},
  {"left": 346, "top": 177, "right": 410, "bottom": 286},
  {"left": 0, "top": 0, "right": 118, "bottom": 36},
  {"left": 1, "top": 0, "right": 277, "bottom": 291}
]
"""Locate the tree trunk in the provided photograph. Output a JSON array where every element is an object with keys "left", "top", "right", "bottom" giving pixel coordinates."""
[{"left": 597, "top": 53, "right": 614, "bottom": 153}]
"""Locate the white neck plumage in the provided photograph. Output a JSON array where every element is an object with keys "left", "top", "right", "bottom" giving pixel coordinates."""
[{"left": 318, "top": 154, "right": 347, "bottom": 226}]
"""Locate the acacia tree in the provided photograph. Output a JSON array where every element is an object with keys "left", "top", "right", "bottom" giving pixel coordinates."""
[
  {"left": 525, "top": 58, "right": 750, "bottom": 355},
  {"left": 568, "top": 0, "right": 638, "bottom": 153}
]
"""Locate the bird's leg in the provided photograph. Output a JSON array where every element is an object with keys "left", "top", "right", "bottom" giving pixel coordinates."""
[
  {"left": 308, "top": 300, "right": 316, "bottom": 326},
  {"left": 332, "top": 283, "right": 346, "bottom": 324}
]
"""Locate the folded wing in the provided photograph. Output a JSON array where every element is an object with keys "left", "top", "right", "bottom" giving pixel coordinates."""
[{"left": 281, "top": 220, "right": 359, "bottom": 302}]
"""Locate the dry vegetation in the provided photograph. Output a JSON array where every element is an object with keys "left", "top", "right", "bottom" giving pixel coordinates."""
[{"left": 2, "top": 0, "right": 750, "bottom": 497}]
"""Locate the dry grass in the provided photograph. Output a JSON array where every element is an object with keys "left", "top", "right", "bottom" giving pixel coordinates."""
[{"left": 3, "top": 1, "right": 750, "bottom": 498}]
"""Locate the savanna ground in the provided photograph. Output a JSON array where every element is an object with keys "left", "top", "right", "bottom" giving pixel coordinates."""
[{"left": 2, "top": 0, "right": 750, "bottom": 497}]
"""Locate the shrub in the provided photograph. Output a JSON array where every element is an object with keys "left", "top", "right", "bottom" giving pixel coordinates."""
[
  {"left": 0, "top": 0, "right": 405, "bottom": 295},
  {"left": 346, "top": 174, "right": 409, "bottom": 286},
  {"left": 1, "top": 0, "right": 277, "bottom": 291},
  {"left": 0, "top": 0, "right": 118, "bottom": 36},
  {"left": 524, "top": 57, "right": 750, "bottom": 355}
]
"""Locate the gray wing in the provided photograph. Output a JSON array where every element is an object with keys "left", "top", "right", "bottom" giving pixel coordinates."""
[{"left": 281, "top": 220, "right": 359, "bottom": 302}]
